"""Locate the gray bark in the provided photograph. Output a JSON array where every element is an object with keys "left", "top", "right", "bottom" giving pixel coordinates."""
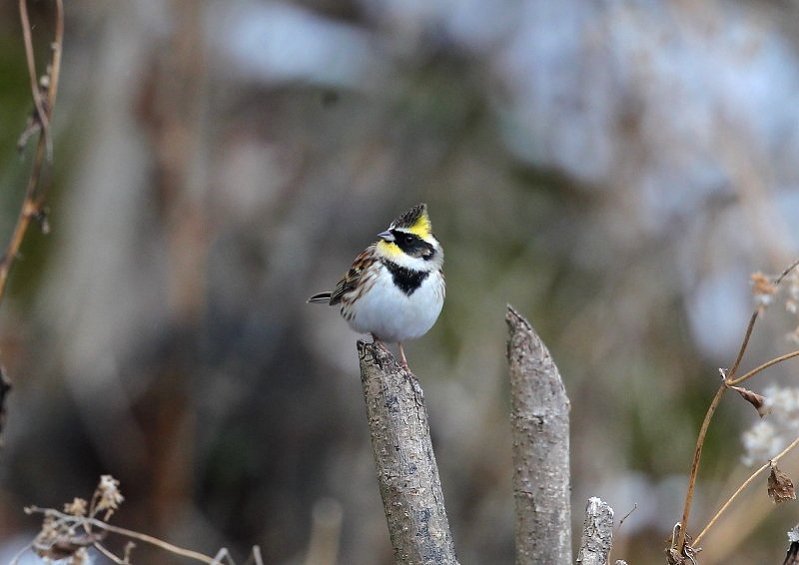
[
  {"left": 358, "top": 341, "right": 459, "bottom": 565},
  {"left": 577, "top": 497, "right": 614, "bottom": 565},
  {"left": 506, "top": 305, "right": 572, "bottom": 564}
]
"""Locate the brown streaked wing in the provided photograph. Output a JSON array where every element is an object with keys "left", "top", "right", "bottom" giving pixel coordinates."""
[{"left": 329, "top": 247, "right": 374, "bottom": 305}]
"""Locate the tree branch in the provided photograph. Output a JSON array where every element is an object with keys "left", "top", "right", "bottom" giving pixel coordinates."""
[
  {"left": 0, "top": 0, "right": 64, "bottom": 441},
  {"left": 3, "top": 0, "right": 64, "bottom": 301},
  {"left": 357, "top": 341, "right": 459, "bottom": 565},
  {"left": 506, "top": 305, "right": 572, "bottom": 565},
  {"left": 577, "top": 497, "right": 614, "bottom": 565}
]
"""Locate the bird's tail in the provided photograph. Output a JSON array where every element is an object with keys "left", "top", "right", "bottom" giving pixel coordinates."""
[{"left": 307, "top": 292, "right": 332, "bottom": 304}]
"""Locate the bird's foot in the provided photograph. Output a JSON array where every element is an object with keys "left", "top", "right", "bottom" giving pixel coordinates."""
[{"left": 398, "top": 343, "right": 409, "bottom": 370}]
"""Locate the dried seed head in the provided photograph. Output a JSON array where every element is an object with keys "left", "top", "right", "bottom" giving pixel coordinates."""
[
  {"left": 95, "top": 475, "right": 124, "bottom": 519},
  {"left": 63, "top": 497, "right": 87, "bottom": 517},
  {"left": 768, "top": 462, "right": 796, "bottom": 504},
  {"left": 731, "top": 385, "right": 769, "bottom": 418},
  {"left": 751, "top": 271, "right": 777, "bottom": 308}
]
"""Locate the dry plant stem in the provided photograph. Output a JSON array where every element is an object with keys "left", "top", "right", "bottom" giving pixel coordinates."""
[
  {"left": 0, "top": 0, "right": 64, "bottom": 303},
  {"left": 729, "top": 311, "right": 760, "bottom": 379},
  {"left": 241, "top": 546, "right": 264, "bottom": 565},
  {"left": 210, "top": 548, "right": 234, "bottom": 565},
  {"left": 675, "top": 259, "right": 799, "bottom": 553},
  {"left": 576, "top": 497, "right": 614, "bottom": 565},
  {"left": 18, "top": 0, "right": 49, "bottom": 136},
  {"left": 676, "top": 384, "right": 727, "bottom": 552},
  {"left": 675, "top": 310, "right": 762, "bottom": 553},
  {"left": 694, "top": 434, "right": 799, "bottom": 546},
  {"left": 94, "top": 542, "right": 126, "bottom": 564},
  {"left": 776, "top": 258, "right": 799, "bottom": 285},
  {"left": 91, "top": 522, "right": 221, "bottom": 563},
  {"left": 9, "top": 543, "right": 33, "bottom": 565},
  {"left": 728, "top": 349, "right": 799, "bottom": 386},
  {"left": 25, "top": 507, "right": 223, "bottom": 564},
  {"left": 505, "top": 306, "right": 572, "bottom": 565},
  {"left": 357, "top": 341, "right": 459, "bottom": 565}
]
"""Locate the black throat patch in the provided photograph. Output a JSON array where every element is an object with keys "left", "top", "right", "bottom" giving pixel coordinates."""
[{"left": 382, "top": 260, "right": 430, "bottom": 296}]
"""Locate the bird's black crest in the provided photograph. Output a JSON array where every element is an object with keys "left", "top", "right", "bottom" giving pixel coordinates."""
[{"left": 391, "top": 203, "right": 427, "bottom": 229}]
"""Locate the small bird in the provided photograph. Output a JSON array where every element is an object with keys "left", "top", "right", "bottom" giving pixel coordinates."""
[{"left": 308, "top": 203, "right": 445, "bottom": 367}]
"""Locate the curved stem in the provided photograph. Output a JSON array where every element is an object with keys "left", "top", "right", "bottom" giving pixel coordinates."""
[
  {"left": 676, "top": 384, "right": 727, "bottom": 553},
  {"left": 675, "top": 259, "right": 799, "bottom": 556},
  {"left": 728, "top": 312, "right": 759, "bottom": 379},
  {"left": 728, "top": 349, "right": 799, "bottom": 386},
  {"left": 694, "top": 434, "right": 799, "bottom": 546},
  {"left": 775, "top": 258, "right": 799, "bottom": 285},
  {"left": 49, "top": 0, "right": 64, "bottom": 111},
  {"left": 25, "top": 507, "right": 220, "bottom": 564},
  {"left": 0, "top": 0, "right": 64, "bottom": 304},
  {"left": 18, "top": 0, "right": 49, "bottom": 134}
]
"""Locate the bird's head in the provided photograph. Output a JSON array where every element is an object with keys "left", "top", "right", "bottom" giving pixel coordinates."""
[{"left": 375, "top": 203, "right": 443, "bottom": 269}]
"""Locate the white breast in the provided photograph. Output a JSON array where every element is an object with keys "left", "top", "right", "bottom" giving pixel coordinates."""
[{"left": 343, "top": 265, "right": 445, "bottom": 343}]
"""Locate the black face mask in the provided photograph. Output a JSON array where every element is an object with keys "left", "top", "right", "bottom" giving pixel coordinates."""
[{"left": 391, "top": 230, "right": 435, "bottom": 260}]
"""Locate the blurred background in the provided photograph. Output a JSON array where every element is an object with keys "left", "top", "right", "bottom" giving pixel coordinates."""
[{"left": 1, "top": 0, "right": 799, "bottom": 563}]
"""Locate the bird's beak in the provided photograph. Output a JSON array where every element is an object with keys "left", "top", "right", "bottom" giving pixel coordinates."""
[{"left": 377, "top": 230, "right": 395, "bottom": 242}]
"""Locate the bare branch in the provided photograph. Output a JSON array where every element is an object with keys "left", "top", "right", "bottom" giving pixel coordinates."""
[
  {"left": 695, "top": 435, "right": 799, "bottom": 546},
  {"left": 1, "top": 0, "right": 65, "bottom": 303},
  {"left": 0, "top": 0, "right": 65, "bottom": 443},
  {"left": 24, "top": 506, "right": 222, "bottom": 564},
  {"left": 357, "top": 341, "right": 459, "bottom": 565},
  {"left": 506, "top": 305, "right": 572, "bottom": 565},
  {"left": 577, "top": 497, "right": 614, "bottom": 565}
]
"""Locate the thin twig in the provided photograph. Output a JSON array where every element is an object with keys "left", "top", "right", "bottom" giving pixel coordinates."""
[
  {"left": 18, "top": 0, "right": 50, "bottom": 141},
  {"left": 676, "top": 384, "right": 727, "bottom": 553},
  {"left": 25, "top": 507, "right": 221, "bottom": 564},
  {"left": 94, "top": 542, "right": 127, "bottom": 564},
  {"left": 775, "top": 258, "right": 799, "bottom": 286},
  {"left": 727, "top": 350, "right": 799, "bottom": 386},
  {"left": 9, "top": 542, "right": 33, "bottom": 565},
  {"left": 0, "top": 0, "right": 64, "bottom": 304},
  {"left": 728, "top": 311, "right": 759, "bottom": 380},
  {"left": 675, "top": 258, "right": 799, "bottom": 555},
  {"left": 210, "top": 548, "right": 234, "bottom": 565},
  {"left": 617, "top": 503, "right": 637, "bottom": 532},
  {"left": 694, "top": 434, "right": 799, "bottom": 546},
  {"left": 49, "top": 0, "right": 65, "bottom": 116},
  {"left": 88, "top": 520, "right": 219, "bottom": 564},
  {"left": 243, "top": 546, "right": 264, "bottom": 565}
]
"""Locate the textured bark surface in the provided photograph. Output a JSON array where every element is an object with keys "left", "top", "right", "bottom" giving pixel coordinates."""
[
  {"left": 577, "top": 497, "right": 614, "bottom": 565},
  {"left": 506, "top": 305, "right": 572, "bottom": 565},
  {"left": 358, "top": 341, "right": 459, "bottom": 565}
]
